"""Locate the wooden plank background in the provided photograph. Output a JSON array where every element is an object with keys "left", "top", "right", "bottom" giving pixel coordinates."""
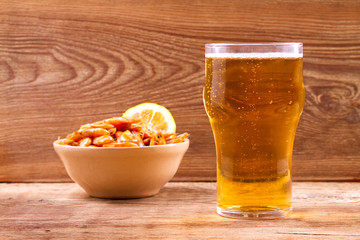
[{"left": 0, "top": 0, "right": 359, "bottom": 182}]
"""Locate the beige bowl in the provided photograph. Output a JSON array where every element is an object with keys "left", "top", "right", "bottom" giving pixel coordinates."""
[{"left": 53, "top": 140, "right": 189, "bottom": 199}]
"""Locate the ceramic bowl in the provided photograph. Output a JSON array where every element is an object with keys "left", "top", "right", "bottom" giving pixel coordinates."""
[{"left": 53, "top": 140, "right": 189, "bottom": 199}]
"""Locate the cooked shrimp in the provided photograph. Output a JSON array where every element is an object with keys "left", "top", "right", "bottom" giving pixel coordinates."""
[
  {"left": 119, "top": 130, "right": 136, "bottom": 143},
  {"left": 143, "top": 130, "right": 153, "bottom": 139},
  {"left": 143, "top": 138, "right": 151, "bottom": 146},
  {"left": 108, "top": 128, "right": 117, "bottom": 135},
  {"left": 57, "top": 138, "right": 73, "bottom": 145},
  {"left": 103, "top": 143, "right": 116, "bottom": 147},
  {"left": 93, "top": 135, "right": 114, "bottom": 146},
  {"left": 79, "top": 124, "right": 92, "bottom": 131},
  {"left": 150, "top": 132, "right": 166, "bottom": 146},
  {"left": 129, "top": 123, "right": 143, "bottom": 132},
  {"left": 103, "top": 142, "right": 138, "bottom": 147},
  {"left": 115, "top": 142, "right": 138, "bottom": 147},
  {"left": 131, "top": 131, "right": 144, "bottom": 147},
  {"left": 115, "top": 131, "right": 123, "bottom": 143},
  {"left": 89, "top": 122, "right": 115, "bottom": 129},
  {"left": 79, "top": 137, "right": 92, "bottom": 147},
  {"left": 115, "top": 131, "right": 123, "bottom": 139},
  {"left": 81, "top": 128, "right": 110, "bottom": 138},
  {"left": 66, "top": 131, "right": 83, "bottom": 141},
  {"left": 57, "top": 115, "right": 188, "bottom": 147},
  {"left": 104, "top": 117, "right": 139, "bottom": 130},
  {"left": 163, "top": 133, "right": 176, "bottom": 141},
  {"left": 168, "top": 133, "right": 189, "bottom": 144}
]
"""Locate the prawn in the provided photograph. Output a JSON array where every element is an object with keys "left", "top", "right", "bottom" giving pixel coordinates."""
[
  {"left": 118, "top": 130, "right": 140, "bottom": 146},
  {"left": 167, "top": 133, "right": 189, "bottom": 144},
  {"left": 104, "top": 117, "right": 136, "bottom": 130},
  {"left": 79, "top": 137, "right": 92, "bottom": 147},
  {"left": 81, "top": 128, "right": 110, "bottom": 138},
  {"left": 103, "top": 142, "right": 138, "bottom": 147},
  {"left": 93, "top": 135, "right": 114, "bottom": 146},
  {"left": 150, "top": 132, "right": 166, "bottom": 146},
  {"left": 57, "top": 115, "right": 188, "bottom": 147},
  {"left": 131, "top": 131, "right": 144, "bottom": 147},
  {"left": 89, "top": 122, "right": 115, "bottom": 130},
  {"left": 57, "top": 138, "right": 73, "bottom": 145}
]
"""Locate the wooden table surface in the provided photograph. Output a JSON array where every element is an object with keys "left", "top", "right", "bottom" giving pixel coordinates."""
[{"left": 1, "top": 182, "right": 359, "bottom": 239}]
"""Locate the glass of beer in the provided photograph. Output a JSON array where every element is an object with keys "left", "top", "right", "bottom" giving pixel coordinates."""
[{"left": 204, "top": 43, "right": 304, "bottom": 219}]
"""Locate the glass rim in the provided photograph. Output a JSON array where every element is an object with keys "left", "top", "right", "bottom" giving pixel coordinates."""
[
  {"left": 205, "top": 42, "right": 302, "bottom": 47},
  {"left": 205, "top": 42, "right": 303, "bottom": 57}
]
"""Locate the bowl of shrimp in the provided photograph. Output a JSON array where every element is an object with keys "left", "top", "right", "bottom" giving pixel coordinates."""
[{"left": 54, "top": 114, "right": 189, "bottom": 199}]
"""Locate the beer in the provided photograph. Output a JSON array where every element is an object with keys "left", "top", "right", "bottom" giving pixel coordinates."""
[{"left": 204, "top": 50, "right": 304, "bottom": 218}]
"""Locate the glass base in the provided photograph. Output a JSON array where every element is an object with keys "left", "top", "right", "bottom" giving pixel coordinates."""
[{"left": 217, "top": 206, "right": 292, "bottom": 220}]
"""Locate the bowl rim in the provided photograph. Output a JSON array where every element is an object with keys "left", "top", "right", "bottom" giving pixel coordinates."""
[{"left": 53, "top": 138, "right": 189, "bottom": 150}]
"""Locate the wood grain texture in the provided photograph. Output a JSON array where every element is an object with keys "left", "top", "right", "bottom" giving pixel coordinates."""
[
  {"left": 1, "top": 182, "right": 360, "bottom": 239},
  {"left": 0, "top": 0, "right": 359, "bottom": 182}
]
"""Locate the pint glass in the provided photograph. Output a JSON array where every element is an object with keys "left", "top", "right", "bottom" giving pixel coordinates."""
[{"left": 204, "top": 43, "right": 304, "bottom": 219}]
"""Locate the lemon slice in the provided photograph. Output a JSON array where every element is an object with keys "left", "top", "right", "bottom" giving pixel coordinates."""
[{"left": 123, "top": 103, "right": 176, "bottom": 133}]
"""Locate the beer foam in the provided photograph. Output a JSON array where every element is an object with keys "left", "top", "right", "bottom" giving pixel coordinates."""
[{"left": 205, "top": 52, "right": 302, "bottom": 59}]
